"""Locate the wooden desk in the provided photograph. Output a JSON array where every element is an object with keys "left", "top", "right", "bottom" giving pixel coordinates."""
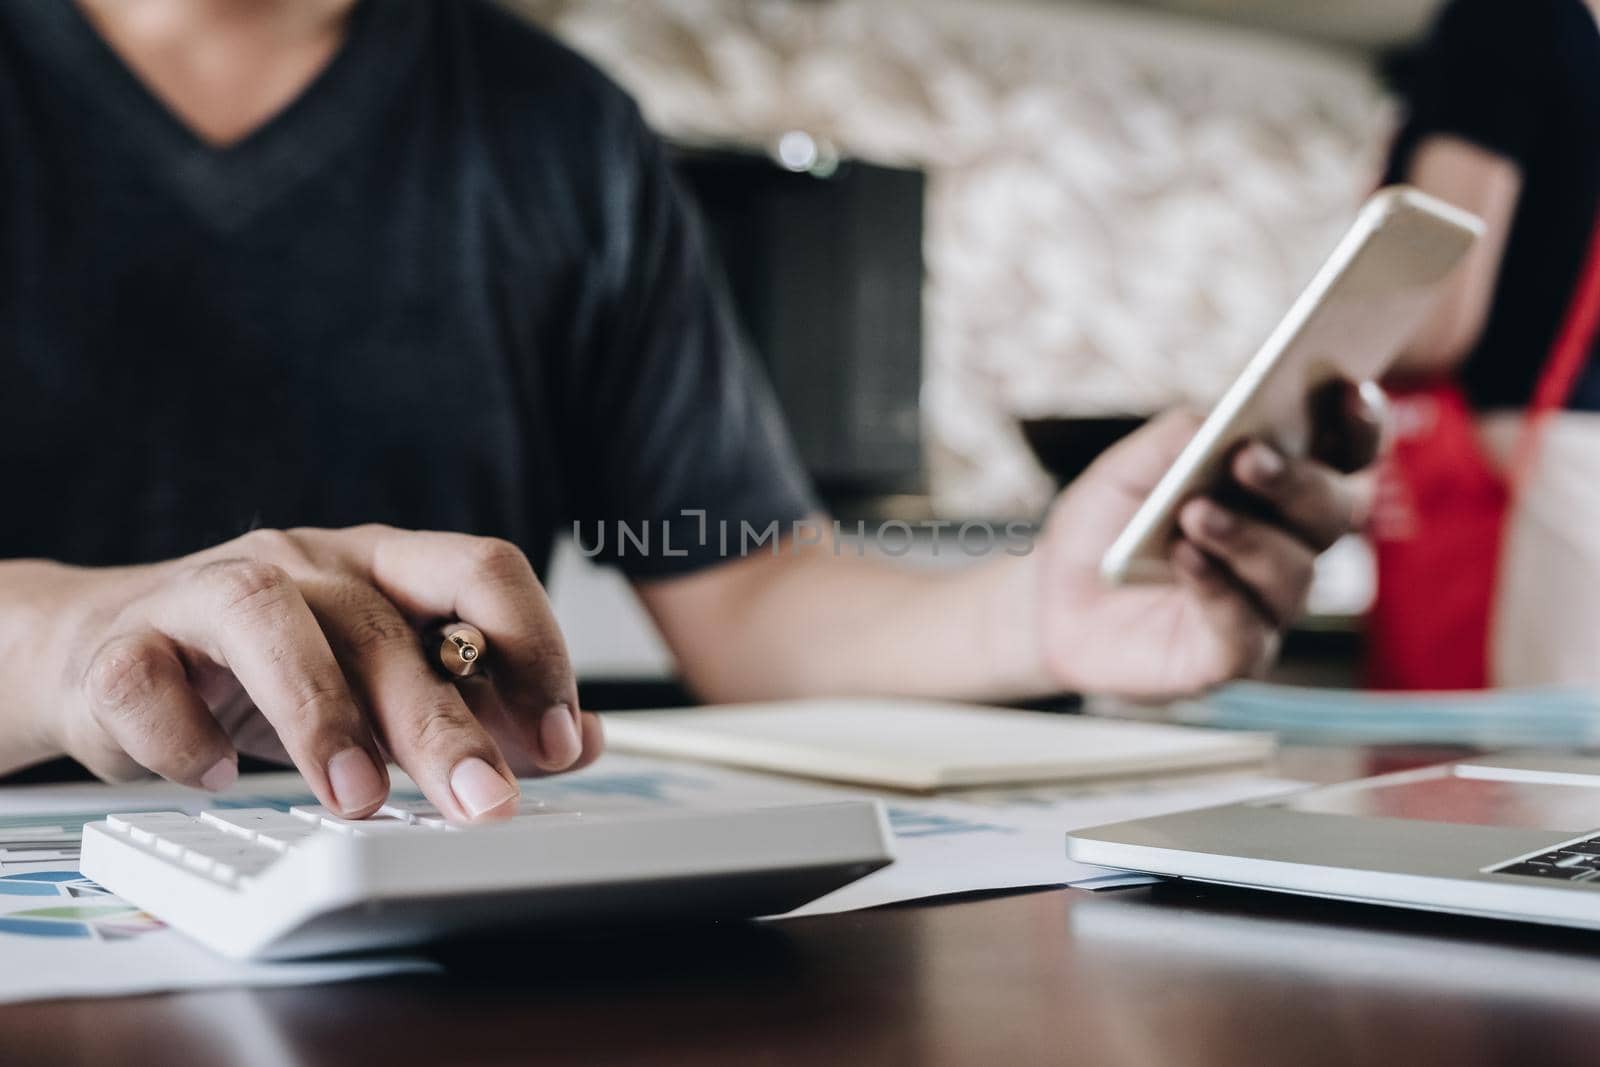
[{"left": 7, "top": 746, "right": 1600, "bottom": 1067}]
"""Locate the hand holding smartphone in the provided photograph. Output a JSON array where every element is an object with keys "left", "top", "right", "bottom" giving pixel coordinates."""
[{"left": 1100, "top": 186, "right": 1484, "bottom": 585}]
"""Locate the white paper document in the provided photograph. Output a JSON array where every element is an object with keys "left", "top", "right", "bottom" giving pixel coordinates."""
[
  {"left": 784, "top": 770, "right": 1308, "bottom": 916},
  {"left": 499, "top": 753, "right": 1303, "bottom": 917},
  {"left": 0, "top": 754, "right": 1303, "bottom": 1003}
]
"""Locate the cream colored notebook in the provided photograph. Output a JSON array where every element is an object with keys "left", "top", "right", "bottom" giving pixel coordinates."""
[{"left": 603, "top": 700, "right": 1274, "bottom": 791}]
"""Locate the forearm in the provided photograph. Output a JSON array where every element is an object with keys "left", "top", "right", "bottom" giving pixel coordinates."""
[
  {"left": 641, "top": 391, "right": 1379, "bottom": 708},
  {"left": 1389, "top": 136, "right": 1520, "bottom": 379},
  {"left": 639, "top": 545, "right": 1055, "bottom": 704}
]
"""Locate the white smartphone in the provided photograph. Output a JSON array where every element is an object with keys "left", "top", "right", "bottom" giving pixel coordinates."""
[{"left": 1100, "top": 186, "right": 1484, "bottom": 585}]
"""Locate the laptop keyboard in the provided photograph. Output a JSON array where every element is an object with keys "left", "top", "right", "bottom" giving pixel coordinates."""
[{"left": 1491, "top": 836, "right": 1600, "bottom": 882}]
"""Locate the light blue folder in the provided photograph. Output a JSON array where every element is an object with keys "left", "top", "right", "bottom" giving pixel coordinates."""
[{"left": 1182, "top": 682, "right": 1600, "bottom": 748}]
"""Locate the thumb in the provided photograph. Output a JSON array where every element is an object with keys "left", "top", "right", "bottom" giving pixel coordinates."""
[
  {"left": 1080, "top": 409, "right": 1203, "bottom": 498},
  {"left": 1045, "top": 409, "right": 1202, "bottom": 559}
]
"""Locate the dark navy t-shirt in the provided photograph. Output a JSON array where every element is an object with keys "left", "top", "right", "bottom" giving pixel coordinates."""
[
  {"left": 1385, "top": 0, "right": 1600, "bottom": 411},
  {"left": 0, "top": 0, "right": 814, "bottom": 577}
]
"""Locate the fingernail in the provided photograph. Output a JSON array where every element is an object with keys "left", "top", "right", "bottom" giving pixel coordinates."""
[
  {"left": 450, "top": 757, "right": 518, "bottom": 819},
  {"left": 327, "top": 747, "right": 387, "bottom": 815},
  {"left": 1246, "top": 444, "right": 1285, "bottom": 482},
  {"left": 540, "top": 703, "right": 583, "bottom": 767},
  {"left": 1198, "top": 502, "right": 1234, "bottom": 538},
  {"left": 200, "top": 757, "right": 238, "bottom": 794}
]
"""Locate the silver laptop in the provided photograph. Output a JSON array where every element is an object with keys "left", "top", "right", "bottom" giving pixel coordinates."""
[{"left": 1066, "top": 752, "right": 1600, "bottom": 930}]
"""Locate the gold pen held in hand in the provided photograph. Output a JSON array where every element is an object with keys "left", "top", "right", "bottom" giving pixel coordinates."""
[{"left": 426, "top": 622, "right": 487, "bottom": 679}]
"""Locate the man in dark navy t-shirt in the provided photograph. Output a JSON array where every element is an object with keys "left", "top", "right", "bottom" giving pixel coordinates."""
[{"left": 0, "top": 0, "right": 1377, "bottom": 822}]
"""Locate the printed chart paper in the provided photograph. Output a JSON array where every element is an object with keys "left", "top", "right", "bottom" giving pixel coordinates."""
[{"left": 0, "top": 773, "right": 436, "bottom": 1004}]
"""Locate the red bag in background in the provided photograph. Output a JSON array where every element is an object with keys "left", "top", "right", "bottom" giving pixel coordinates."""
[{"left": 1367, "top": 217, "right": 1600, "bottom": 690}]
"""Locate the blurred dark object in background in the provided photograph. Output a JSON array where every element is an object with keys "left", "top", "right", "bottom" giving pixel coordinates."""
[
  {"left": 1020, "top": 415, "right": 1149, "bottom": 489},
  {"left": 674, "top": 145, "right": 926, "bottom": 508}
]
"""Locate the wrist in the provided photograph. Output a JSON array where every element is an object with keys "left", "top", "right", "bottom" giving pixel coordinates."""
[
  {"left": 975, "top": 548, "right": 1057, "bottom": 700},
  {"left": 0, "top": 560, "right": 97, "bottom": 770}
]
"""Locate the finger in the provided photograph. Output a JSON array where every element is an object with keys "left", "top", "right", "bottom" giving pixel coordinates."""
[
  {"left": 1083, "top": 409, "right": 1203, "bottom": 495},
  {"left": 1309, "top": 379, "right": 1386, "bottom": 474},
  {"left": 77, "top": 630, "right": 238, "bottom": 790},
  {"left": 143, "top": 559, "right": 389, "bottom": 818},
  {"left": 469, "top": 688, "right": 605, "bottom": 778},
  {"left": 572, "top": 712, "right": 605, "bottom": 772},
  {"left": 1170, "top": 541, "right": 1279, "bottom": 686},
  {"left": 1178, "top": 499, "right": 1315, "bottom": 627},
  {"left": 1229, "top": 443, "right": 1362, "bottom": 551},
  {"left": 346, "top": 529, "right": 584, "bottom": 773},
  {"left": 461, "top": 686, "right": 538, "bottom": 778},
  {"left": 1049, "top": 410, "right": 1207, "bottom": 559},
  {"left": 303, "top": 578, "right": 521, "bottom": 822}
]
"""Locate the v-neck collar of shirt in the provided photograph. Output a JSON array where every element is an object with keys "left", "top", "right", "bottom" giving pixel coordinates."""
[{"left": 7, "top": 0, "right": 424, "bottom": 232}]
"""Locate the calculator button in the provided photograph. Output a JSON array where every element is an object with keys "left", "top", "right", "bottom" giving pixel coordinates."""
[
  {"left": 181, "top": 852, "right": 215, "bottom": 875},
  {"left": 201, "top": 809, "right": 308, "bottom": 838},
  {"left": 507, "top": 810, "right": 584, "bottom": 824},
  {"left": 250, "top": 827, "right": 321, "bottom": 852},
  {"left": 210, "top": 851, "right": 278, "bottom": 884},
  {"left": 106, "top": 812, "right": 193, "bottom": 831},
  {"left": 106, "top": 812, "right": 194, "bottom": 845},
  {"left": 290, "top": 805, "right": 413, "bottom": 835},
  {"left": 348, "top": 819, "right": 417, "bottom": 836},
  {"left": 289, "top": 806, "right": 365, "bottom": 832},
  {"left": 377, "top": 800, "right": 439, "bottom": 822}
]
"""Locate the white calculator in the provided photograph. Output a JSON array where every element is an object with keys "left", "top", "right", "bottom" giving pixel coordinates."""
[{"left": 80, "top": 798, "right": 893, "bottom": 959}]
